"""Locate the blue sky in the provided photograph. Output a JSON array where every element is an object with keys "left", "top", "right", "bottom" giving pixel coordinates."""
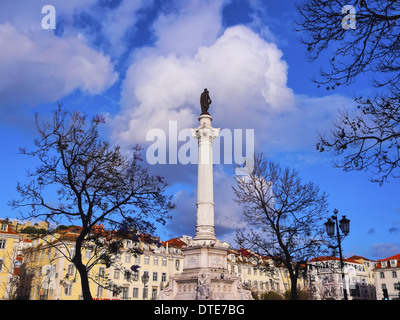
[{"left": 0, "top": 0, "right": 399, "bottom": 261}]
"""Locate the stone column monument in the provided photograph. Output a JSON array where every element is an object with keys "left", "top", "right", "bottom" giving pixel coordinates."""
[
  {"left": 158, "top": 89, "right": 252, "bottom": 300},
  {"left": 192, "top": 112, "right": 219, "bottom": 242}
]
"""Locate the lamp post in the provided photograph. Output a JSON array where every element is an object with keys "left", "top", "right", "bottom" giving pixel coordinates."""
[
  {"left": 324, "top": 208, "right": 350, "bottom": 300},
  {"left": 141, "top": 272, "right": 149, "bottom": 300},
  {"left": 395, "top": 281, "right": 400, "bottom": 299}
]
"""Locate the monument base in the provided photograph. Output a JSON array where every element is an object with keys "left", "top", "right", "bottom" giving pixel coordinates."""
[{"left": 158, "top": 239, "right": 253, "bottom": 300}]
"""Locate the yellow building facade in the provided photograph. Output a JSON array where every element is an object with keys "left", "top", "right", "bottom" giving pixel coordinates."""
[
  {"left": 24, "top": 228, "right": 184, "bottom": 300},
  {"left": 0, "top": 220, "right": 21, "bottom": 299},
  {"left": 15, "top": 227, "right": 307, "bottom": 300}
]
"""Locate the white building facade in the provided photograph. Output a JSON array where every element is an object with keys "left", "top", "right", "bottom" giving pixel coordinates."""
[
  {"left": 373, "top": 254, "right": 400, "bottom": 300},
  {"left": 307, "top": 256, "right": 376, "bottom": 300}
]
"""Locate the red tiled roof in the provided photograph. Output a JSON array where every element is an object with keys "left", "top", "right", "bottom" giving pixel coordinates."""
[
  {"left": 0, "top": 220, "right": 19, "bottom": 235},
  {"left": 377, "top": 253, "right": 400, "bottom": 262},
  {"left": 238, "top": 248, "right": 252, "bottom": 257},
  {"left": 374, "top": 253, "right": 400, "bottom": 269},
  {"left": 348, "top": 255, "right": 375, "bottom": 261},
  {"left": 309, "top": 256, "right": 361, "bottom": 264},
  {"left": 163, "top": 237, "right": 186, "bottom": 248}
]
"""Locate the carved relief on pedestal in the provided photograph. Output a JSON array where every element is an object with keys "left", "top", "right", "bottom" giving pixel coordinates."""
[{"left": 196, "top": 273, "right": 210, "bottom": 300}]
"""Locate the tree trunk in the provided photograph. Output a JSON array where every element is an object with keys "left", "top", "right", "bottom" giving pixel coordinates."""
[
  {"left": 289, "top": 275, "right": 299, "bottom": 300},
  {"left": 72, "top": 230, "right": 93, "bottom": 300},
  {"left": 75, "top": 260, "right": 93, "bottom": 300}
]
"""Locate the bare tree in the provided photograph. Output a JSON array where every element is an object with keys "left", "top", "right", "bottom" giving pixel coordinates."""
[
  {"left": 234, "top": 154, "right": 329, "bottom": 300},
  {"left": 318, "top": 92, "right": 400, "bottom": 185},
  {"left": 9, "top": 106, "right": 174, "bottom": 300},
  {"left": 295, "top": 0, "right": 400, "bottom": 89},
  {"left": 295, "top": 0, "right": 400, "bottom": 184}
]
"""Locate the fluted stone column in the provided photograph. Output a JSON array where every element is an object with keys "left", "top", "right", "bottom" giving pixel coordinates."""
[{"left": 191, "top": 114, "right": 220, "bottom": 242}]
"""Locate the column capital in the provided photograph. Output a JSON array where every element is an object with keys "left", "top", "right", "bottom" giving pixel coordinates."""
[{"left": 191, "top": 114, "right": 220, "bottom": 140}]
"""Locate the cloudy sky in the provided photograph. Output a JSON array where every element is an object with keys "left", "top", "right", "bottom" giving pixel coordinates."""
[{"left": 1, "top": 0, "right": 399, "bottom": 260}]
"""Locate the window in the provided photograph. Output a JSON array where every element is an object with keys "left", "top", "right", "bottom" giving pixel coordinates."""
[
  {"left": 122, "top": 287, "right": 129, "bottom": 300},
  {"left": 175, "top": 259, "right": 180, "bottom": 270},
  {"left": 162, "top": 257, "right": 167, "bottom": 266},
  {"left": 162, "top": 272, "right": 167, "bottom": 282},
  {"left": 133, "top": 271, "right": 139, "bottom": 281},
  {"left": 153, "top": 272, "right": 158, "bottom": 282},
  {"left": 85, "top": 249, "right": 92, "bottom": 259},
  {"left": 392, "top": 271, "right": 397, "bottom": 278},
  {"left": 125, "top": 253, "right": 131, "bottom": 263},
  {"left": 98, "top": 267, "right": 105, "bottom": 278},
  {"left": 132, "top": 287, "right": 139, "bottom": 298},
  {"left": 0, "top": 239, "right": 6, "bottom": 249},
  {"left": 96, "top": 285, "right": 103, "bottom": 298},
  {"left": 113, "top": 287, "right": 119, "bottom": 297},
  {"left": 0, "top": 259, "right": 3, "bottom": 271},
  {"left": 67, "top": 264, "right": 75, "bottom": 277},
  {"left": 380, "top": 272, "right": 385, "bottom": 279},
  {"left": 114, "top": 269, "right": 120, "bottom": 279},
  {"left": 0, "top": 224, "right": 7, "bottom": 231},
  {"left": 69, "top": 248, "right": 75, "bottom": 259},
  {"left": 153, "top": 256, "right": 159, "bottom": 265},
  {"left": 152, "top": 288, "right": 157, "bottom": 300},
  {"left": 64, "top": 283, "right": 72, "bottom": 296},
  {"left": 144, "top": 255, "right": 150, "bottom": 264}
]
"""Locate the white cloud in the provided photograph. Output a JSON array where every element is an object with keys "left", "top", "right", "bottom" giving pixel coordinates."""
[
  {"left": 110, "top": 24, "right": 296, "bottom": 147},
  {"left": 0, "top": 23, "right": 117, "bottom": 108},
  {"left": 214, "top": 166, "right": 246, "bottom": 230},
  {"left": 151, "top": 0, "right": 226, "bottom": 56},
  {"left": 262, "top": 93, "right": 355, "bottom": 152},
  {"left": 0, "top": 0, "right": 98, "bottom": 32},
  {"left": 369, "top": 243, "right": 400, "bottom": 260},
  {"left": 100, "top": 0, "right": 154, "bottom": 57}
]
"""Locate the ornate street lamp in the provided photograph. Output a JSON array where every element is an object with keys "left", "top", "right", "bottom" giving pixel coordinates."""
[
  {"left": 339, "top": 216, "right": 350, "bottom": 235},
  {"left": 141, "top": 272, "right": 149, "bottom": 300},
  {"left": 395, "top": 281, "right": 400, "bottom": 299},
  {"left": 324, "top": 218, "right": 335, "bottom": 237},
  {"left": 324, "top": 208, "right": 350, "bottom": 300}
]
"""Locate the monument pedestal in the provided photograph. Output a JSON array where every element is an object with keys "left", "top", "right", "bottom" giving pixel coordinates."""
[
  {"left": 159, "top": 239, "right": 252, "bottom": 300},
  {"left": 158, "top": 106, "right": 252, "bottom": 300}
]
